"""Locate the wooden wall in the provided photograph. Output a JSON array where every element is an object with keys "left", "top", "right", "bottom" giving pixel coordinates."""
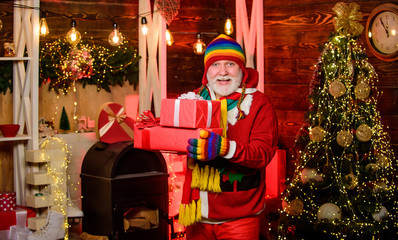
[{"left": 0, "top": 0, "right": 397, "bottom": 190}]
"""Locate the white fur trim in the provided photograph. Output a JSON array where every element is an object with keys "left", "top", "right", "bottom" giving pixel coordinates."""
[
  {"left": 227, "top": 94, "right": 253, "bottom": 125},
  {"left": 223, "top": 140, "right": 236, "bottom": 159}
]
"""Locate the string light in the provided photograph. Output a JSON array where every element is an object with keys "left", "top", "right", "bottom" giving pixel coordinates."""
[
  {"left": 141, "top": 17, "right": 148, "bottom": 35},
  {"left": 193, "top": 33, "right": 206, "bottom": 55},
  {"left": 108, "top": 22, "right": 124, "bottom": 47},
  {"left": 65, "top": 19, "right": 81, "bottom": 46},
  {"left": 165, "top": 24, "right": 174, "bottom": 46},
  {"left": 39, "top": 11, "right": 49, "bottom": 37},
  {"left": 224, "top": 14, "right": 233, "bottom": 35}
]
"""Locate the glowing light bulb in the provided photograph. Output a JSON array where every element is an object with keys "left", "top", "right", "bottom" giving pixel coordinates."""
[
  {"left": 193, "top": 33, "right": 206, "bottom": 55},
  {"left": 224, "top": 14, "right": 234, "bottom": 35},
  {"left": 141, "top": 17, "right": 148, "bottom": 35},
  {"left": 66, "top": 20, "right": 81, "bottom": 46},
  {"left": 40, "top": 17, "right": 49, "bottom": 37},
  {"left": 165, "top": 24, "right": 174, "bottom": 46},
  {"left": 108, "top": 22, "right": 124, "bottom": 47}
]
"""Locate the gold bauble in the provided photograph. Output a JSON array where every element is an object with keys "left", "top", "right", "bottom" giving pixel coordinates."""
[
  {"left": 309, "top": 126, "right": 325, "bottom": 142},
  {"left": 376, "top": 154, "right": 390, "bottom": 168},
  {"left": 356, "top": 124, "right": 372, "bottom": 142},
  {"left": 290, "top": 199, "right": 304, "bottom": 215},
  {"left": 329, "top": 80, "right": 346, "bottom": 98},
  {"left": 343, "top": 173, "right": 358, "bottom": 190},
  {"left": 354, "top": 82, "right": 370, "bottom": 100},
  {"left": 337, "top": 130, "right": 353, "bottom": 147},
  {"left": 365, "top": 163, "right": 379, "bottom": 174}
]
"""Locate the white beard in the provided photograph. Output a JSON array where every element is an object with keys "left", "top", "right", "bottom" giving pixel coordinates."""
[{"left": 207, "top": 70, "right": 242, "bottom": 97}]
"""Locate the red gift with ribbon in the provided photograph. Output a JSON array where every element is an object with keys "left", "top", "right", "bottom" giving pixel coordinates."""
[
  {"left": 0, "top": 192, "right": 16, "bottom": 212},
  {"left": 160, "top": 99, "right": 221, "bottom": 129},
  {"left": 135, "top": 111, "right": 222, "bottom": 152},
  {"left": 96, "top": 102, "right": 135, "bottom": 144}
]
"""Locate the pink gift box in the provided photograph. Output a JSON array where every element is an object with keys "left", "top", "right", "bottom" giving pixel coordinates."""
[
  {"left": 134, "top": 125, "right": 223, "bottom": 153},
  {"left": 0, "top": 192, "right": 16, "bottom": 212},
  {"left": 160, "top": 99, "right": 221, "bottom": 129}
]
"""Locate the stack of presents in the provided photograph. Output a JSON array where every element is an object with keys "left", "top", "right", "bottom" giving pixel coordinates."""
[{"left": 0, "top": 193, "right": 35, "bottom": 240}]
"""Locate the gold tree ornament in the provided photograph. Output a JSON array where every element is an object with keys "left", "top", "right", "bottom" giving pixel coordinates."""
[
  {"left": 332, "top": 2, "right": 364, "bottom": 36},
  {"left": 317, "top": 203, "right": 342, "bottom": 221},
  {"left": 356, "top": 124, "right": 372, "bottom": 142},
  {"left": 337, "top": 130, "right": 353, "bottom": 147},
  {"left": 289, "top": 199, "right": 304, "bottom": 215},
  {"left": 354, "top": 82, "right": 371, "bottom": 100},
  {"left": 309, "top": 126, "right": 326, "bottom": 142},
  {"left": 329, "top": 80, "right": 346, "bottom": 98},
  {"left": 343, "top": 173, "right": 358, "bottom": 190},
  {"left": 376, "top": 154, "right": 390, "bottom": 168}
]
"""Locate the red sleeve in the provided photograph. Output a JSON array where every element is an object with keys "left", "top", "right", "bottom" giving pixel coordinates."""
[{"left": 228, "top": 94, "right": 278, "bottom": 169}]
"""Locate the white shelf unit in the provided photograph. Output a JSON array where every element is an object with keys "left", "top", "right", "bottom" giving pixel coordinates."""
[{"left": 0, "top": 0, "right": 40, "bottom": 205}]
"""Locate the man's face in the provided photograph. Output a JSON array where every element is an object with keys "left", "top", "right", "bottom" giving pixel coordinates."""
[{"left": 206, "top": 60, "right": 243, "bottom": 98}]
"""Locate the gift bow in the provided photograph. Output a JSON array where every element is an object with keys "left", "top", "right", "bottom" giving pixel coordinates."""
[
  {"left": 332, "top": 2, "right": 364, "bottom": 36},
  {"left": 136, "top": 110, "right": 160, "bottom": 129},
  {"left": 99, "top": 105, "right": 134, "bottom": 139}
]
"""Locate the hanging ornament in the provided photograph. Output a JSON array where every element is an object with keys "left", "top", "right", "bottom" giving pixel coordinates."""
[
  {"left": 354, "top": 81, "right": 370, "bottom": 100},
  {"left": 343, "top": 173, "right": 358, "bottom": 190},
  {"left": 301, "top": 168, "right": 324, "bottom": 184},
  {"left": 376, "top": 154, "right": 390, "bottom": 168},
  {"left": 289, "top": 199, "right": 304, "bottom": 215},
  {"left": 373, "top": 181, "right": 387, "bottom": 193},
  {"left": 309, "top": 126, "right": 325, "bottom": 142},
  {"left": 372, "top": 206, "right": 388, "bottom": 221},
  {"left": 328, "top": 80, "right": 346, "bottom": 98},
  {"left": 155, "top": 0, "right": 180, "bottom": 25},
  {"left": 365, "top": 163, "right": 379, "bottom": 174},
  {"left": 337, "top": 130, "right": 353, "bottom": 147},
  {"left": 317, "top": 203, "right": 342, "bottom": 221},
  {"left": 356, "top": 124, "right": 372, "bottom": 142}
]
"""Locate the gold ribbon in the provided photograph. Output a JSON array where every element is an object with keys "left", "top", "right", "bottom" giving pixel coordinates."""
[
  {"left": 99, "top": 105, "right": 134, "bottom": 140},
  {"left": 332, "top": 2, "right": 364, "bottom": 36},
  {"left": 218, "top": 99, "right": 228, "bottom": 138}
]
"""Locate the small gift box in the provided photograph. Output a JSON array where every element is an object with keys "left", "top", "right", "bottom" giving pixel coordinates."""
[
  {"left": 0, "top": 192, "right": 16, "bottom": 212},
  {"left": 96, "top": 102, "right": 135, "bottom": 144},
  {"left": 160, "top": 99, "right": 221, "bottom": 129}
]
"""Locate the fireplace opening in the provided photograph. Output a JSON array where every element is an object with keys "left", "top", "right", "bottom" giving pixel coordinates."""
[{"left": 81, "top": 141, "right": 169, "bottom": 240}]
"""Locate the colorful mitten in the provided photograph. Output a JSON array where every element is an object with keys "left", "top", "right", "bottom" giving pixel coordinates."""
[{"left": 187, "top": 130, "right": 230, "bottom": 160}]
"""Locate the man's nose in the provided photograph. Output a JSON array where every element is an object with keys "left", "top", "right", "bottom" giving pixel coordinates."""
[{"left": 219, "top": 64, "right": 228, "bottom": 75}]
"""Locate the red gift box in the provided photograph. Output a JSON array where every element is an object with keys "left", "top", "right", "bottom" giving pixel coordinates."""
[
  {"left": 134, "top": 125, "right": 223, "bottom": 153},
  {"left": 160, "top": 99, "right": 221, "bottom": 129},
  {"left": 265, "top": 149, "right": 287, "bottom": 198},
  {"left": 96, "top": 102, "right": 136, "bottom": 144},
  {"left": 0, "top": 192, "right": 16, "bottom": 212},
  {"left": 0, "top": 206, "right": 35, "bottom": 231}
]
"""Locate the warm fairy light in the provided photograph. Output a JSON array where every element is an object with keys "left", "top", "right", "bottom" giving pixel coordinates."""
[
  {"left": 193, "top": 33, "right": 206, "bottom": 55},
  {"left": 108, "top": 22, "right": 124, "bottom": 47},
  {"left": 40, "top": 137, "right": 71, "bottom": 239},
  {"left": 224, "top": 14, "right": 234, "bottom": 35},
  {"left": 66, "top": 20, "right": 81, "bottom": 46},
  {"left": 141, "top": 17, "right": 148, "bottom": 35}
]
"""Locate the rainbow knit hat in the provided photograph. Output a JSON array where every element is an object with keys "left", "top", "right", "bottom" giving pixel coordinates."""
[{"left": 202, "top": 34, "right": 246, "bottom": 86}]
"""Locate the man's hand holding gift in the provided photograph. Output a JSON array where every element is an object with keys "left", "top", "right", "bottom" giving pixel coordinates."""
[{"left": 187, "top": 130, "right": 230, "bottom": 161}]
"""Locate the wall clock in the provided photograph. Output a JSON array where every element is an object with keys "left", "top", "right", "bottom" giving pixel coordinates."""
[{"left": 365, "top": 3, "right": 398, "bottom": 61}]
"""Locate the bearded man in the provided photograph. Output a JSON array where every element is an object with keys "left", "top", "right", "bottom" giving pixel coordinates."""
[{"left": 179, "top": 34, "right": 278, "bottom": 240}]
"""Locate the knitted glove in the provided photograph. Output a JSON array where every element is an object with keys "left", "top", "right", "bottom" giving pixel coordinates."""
[{"left": 187, "top": 130, "right": 230, "bottom": 161}]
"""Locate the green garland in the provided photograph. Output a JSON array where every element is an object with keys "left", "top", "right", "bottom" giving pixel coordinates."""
[
  {"left": 0, "top": 61, "right": 13, "bottom": 95},
  {"left": 40, "top": 39, "right": 140, "bottom": 94}
]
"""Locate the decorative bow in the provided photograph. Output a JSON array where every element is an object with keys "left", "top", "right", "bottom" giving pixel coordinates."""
[
  {"left": 332, "top": 2, "right": 364, "bottom": 37},
  {"left": 99, "top": 105, "right": 128, "bottom": 137},
  {"left": 136, "top": 110, "right": 160, "bottom": 129}
]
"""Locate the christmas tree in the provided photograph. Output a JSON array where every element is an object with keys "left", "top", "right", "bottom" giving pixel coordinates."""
[
  {"left": 59, "top": 106, "right": 71, "bottom": 132},
  {"left": 279, "top": 3, "right": 398, "bottom": 240}
]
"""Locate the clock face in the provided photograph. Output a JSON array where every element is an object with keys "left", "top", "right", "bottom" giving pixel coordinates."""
[{"left": 369, "top": 10, "right": 398, "bottom": 55}]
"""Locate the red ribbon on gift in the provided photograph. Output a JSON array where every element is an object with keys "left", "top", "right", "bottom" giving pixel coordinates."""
[{"left": 136, "top": 111, "right": 160, "bottom": 129}]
